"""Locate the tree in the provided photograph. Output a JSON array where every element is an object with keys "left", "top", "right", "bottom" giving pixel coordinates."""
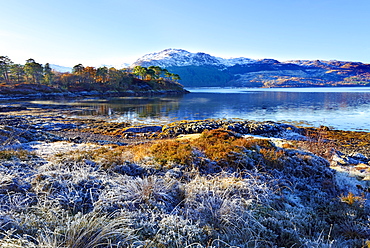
[
  {"left": 72, "top": 64, "right": 85, "bottom": 75},
  {"left": 146, "top": 68, "right": 156, "bottom": 80},
  {"left": 133, "top": 66, "right": 148, "bottom": 80},
  {"left": 0, "top": 56, "right": 13, "bottom": 84},
  {"left": 96, "top": 66, "right": 108, "bottom": 83},
  {"left": 10, "top": 64, "right": 25, "bottom": 84},
  {"left": 43, "top": 63, "right": 54, "bottom": 85},
  {"left": 55, "top": 73, "right": 78, "bottom": 89},
  {"left": 163, "top": 70, "right": 181, "bottom": 82},
  {"left": 148, "top": 66, "right": 163, "bottom": 79},
  {"left": 164, "top": 70, "right": 172, "bottom": 79},
  {"left": 24, "top": 58, "right": 43, "bottom": 84},
  {"left": 107, "top": 67, "right": 132, "bottom": 89},
  {"left": 72, "top": 64, "right": 85, "bottom": 84},
  {"left": 83, "top": 66, "right": 97, "bottom": 84},
  {"left": 171, "top": 73, "right": 181, "bottom": 81}
]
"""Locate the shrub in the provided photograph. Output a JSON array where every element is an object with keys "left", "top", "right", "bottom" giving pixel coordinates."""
[
  {"left": 260, "top": 148, "right": 285, "bottom": 169},
  {"left": 150, "top": 140, "right": 193, "bottom": 167},
  {"left": 193, "top": 129, "right": 245, "bottom": 161},
  {"left": 191, "top": 129, "right": 274, "bottom": 169},
  {"left": 297, "top": 127, "right": 338, "bottom": 161}
]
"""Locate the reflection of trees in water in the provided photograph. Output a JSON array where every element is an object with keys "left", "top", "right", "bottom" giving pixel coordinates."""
[
  {"left": 135, "top": 97, "right": 182, "bottom": 118},
  {"left": 83, "top": 96, "right": 184, "bottom": 118}
]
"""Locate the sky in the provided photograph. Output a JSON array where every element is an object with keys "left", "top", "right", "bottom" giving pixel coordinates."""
[{"left": 1, "top": 0, "right": 370, "bottom": 68}]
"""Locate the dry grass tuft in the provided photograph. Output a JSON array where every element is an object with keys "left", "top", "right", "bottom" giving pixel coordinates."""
[
  {"left": 37, "top": 211, "right": 136, "bottom": 248},
  {"left": 294, "top": 127, "right": 337, "bottom": 161},
  {"left": 260, "top": 148, "right": 285, "bottom": 169},
  {"left": 339, "top": 192, "right": 366, "bottom": 206},
  {"left": 0, "top": 149, "right": 34, "bottom": 161}
]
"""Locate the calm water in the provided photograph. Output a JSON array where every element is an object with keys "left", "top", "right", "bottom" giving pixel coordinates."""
[{"left": 28, "top": 87, "right": 370, "bottom": 131}]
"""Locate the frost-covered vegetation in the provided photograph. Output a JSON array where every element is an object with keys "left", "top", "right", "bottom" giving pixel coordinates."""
[{"left": 0, "top": 126, "right": 369, "bottom": 247}]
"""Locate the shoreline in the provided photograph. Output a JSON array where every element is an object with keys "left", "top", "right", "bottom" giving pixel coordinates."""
[
  {"left": 0, "top": 88, "right": 190, "bottom": 101},
  {"left": 0, "top": 108, "right": 369, "bottom": 247},
  {"left": 1, "top": 106, "right": 369, "bottom": 162}
]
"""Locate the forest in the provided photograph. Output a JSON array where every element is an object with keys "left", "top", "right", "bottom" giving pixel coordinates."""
[{"left": 0, "top": 56, "right": 185, "bottom": 94}]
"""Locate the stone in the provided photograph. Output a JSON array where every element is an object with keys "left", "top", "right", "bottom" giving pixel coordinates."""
[{"left": 123, "top": 125, "right": 162, "bottom": 133}]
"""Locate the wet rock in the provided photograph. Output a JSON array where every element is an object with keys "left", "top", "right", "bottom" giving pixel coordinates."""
[
  {"left": 96, "top": 140, "right": 127, "bottom": 146},
  {"left": 0, "top": 125, "right": 63, "bottom": 146},
  {"left": 123, "top": 125, "right": 162, "bottom": 133},
  {"left": 33, "top": 122, "right": 77, "bottom": 131},
  {"left": 160, "top": 119, "right": 303, "bottom": 138},
  {"left": 0, "top": 105, "right": 27, "bottom": 112},
  {"left": 0, "top": 116, "right": 28, "bottom": 127},
  {"left": 69, "top": 136, "right": 82, "bottom": 143}
]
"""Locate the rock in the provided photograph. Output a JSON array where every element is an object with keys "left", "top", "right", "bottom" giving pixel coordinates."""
[
  {"left": 160, "top": 119, "right": 303, "bottom": 138},
  {"left": 33, "top": 122, "right": 77, "bottom": 131},
  {"left": 123, "top": 125, "right": 162, "bottom": 133},
  {"left": 348, "top": 152, "right": 369, "bottom": 162},
  {"left": 0, "top": 125, "right": 63, "bottom": 146},
  {"left": 69, "top": 136, "right": 82, "bottom": 143},
  {"left": 0, "top": 105, "right": 27, "bottom": 112},
  {"left": 331, "top": 151, "right": 370, "bottom": 167},
  {"left": 331, "top": 151, "right": 354, "bottom": 166}
]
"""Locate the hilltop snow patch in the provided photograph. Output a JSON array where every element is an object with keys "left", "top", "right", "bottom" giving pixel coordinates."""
[{"left": 131, "top": 48, "right": 256, "bottom": 68}]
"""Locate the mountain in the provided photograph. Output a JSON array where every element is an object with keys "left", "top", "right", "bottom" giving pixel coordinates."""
[
  {"left": 131, "top": 49, "right": 370, "bottom": 87},
  {"left": 50, "top": 64, "right": 72, "bottom": 73},
  {"left": 132, "top": 48, "right": 256, "bottom": 68}
]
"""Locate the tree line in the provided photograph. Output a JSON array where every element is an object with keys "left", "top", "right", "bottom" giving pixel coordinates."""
[{"left": 0, "top": 56, "right": 182, "bottom": 92}]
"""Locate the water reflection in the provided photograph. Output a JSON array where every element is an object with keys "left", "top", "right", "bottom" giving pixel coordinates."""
[
  {"left": 23, "top": 88, "right": 370, "bottom": 131},
  {"left": 68, "top": 96, "right": 184, "bottom": 118}
]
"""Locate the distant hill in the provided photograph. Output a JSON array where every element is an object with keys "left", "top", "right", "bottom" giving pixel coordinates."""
[
  {"left": 50, "top": 64, "right": 72, "bottom": 73},
  {"left": 131, "top": 49, "right": 370, "bottom": 87}
]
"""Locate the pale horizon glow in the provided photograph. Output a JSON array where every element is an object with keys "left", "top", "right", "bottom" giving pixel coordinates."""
[{"left": 1, "top": 0, "right": 370, "bottom": 68}]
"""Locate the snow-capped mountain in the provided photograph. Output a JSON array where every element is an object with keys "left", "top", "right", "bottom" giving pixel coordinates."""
[
  {"left": 131, "top": 48, "right": 256, "bottom": 68},
  {"left": 131, "top": 48, "right": 370, "bottom": 88}
]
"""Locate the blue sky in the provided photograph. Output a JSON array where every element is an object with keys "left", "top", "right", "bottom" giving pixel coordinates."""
[{"left": 1, "top": 0, "right": 370, "bottom": 67}]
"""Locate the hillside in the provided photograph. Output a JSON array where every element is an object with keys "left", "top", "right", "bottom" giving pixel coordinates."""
[{"left": 132, "top": 49, "right": 370, "bottom": 87}]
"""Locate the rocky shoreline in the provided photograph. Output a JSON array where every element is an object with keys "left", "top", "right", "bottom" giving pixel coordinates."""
[
  {"left": 1, "top": 105, "right": 369, "bottom": 183},
  {"left": 0, "top": 88, "right": 189, "bottom": 101},
  {"left": 1, "top": 106, "right": 369, "bottom": 192},
  {"left": 1, "top": 106, "right": 370, "bottom": 183},
  {"left": 0, "top": 106, "right": 369, "bottom": 247}
]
